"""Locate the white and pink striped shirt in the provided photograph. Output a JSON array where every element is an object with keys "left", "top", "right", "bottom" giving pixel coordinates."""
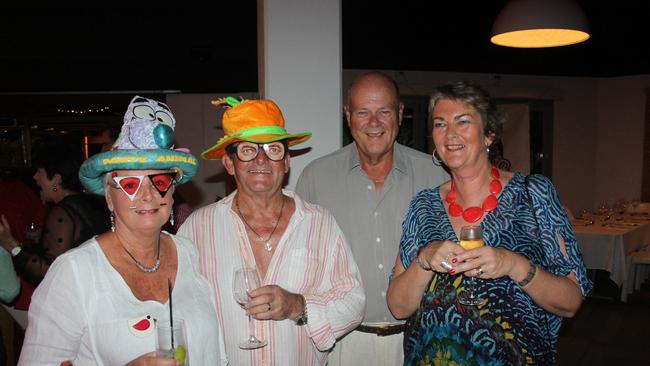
[{"left": 178, "top": 190, "right": 365, "bottom": 365}]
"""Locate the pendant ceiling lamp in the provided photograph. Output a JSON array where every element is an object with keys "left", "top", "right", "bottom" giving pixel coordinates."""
[{"left": 491, "top": 0, "right": 590, "bottom": 48}]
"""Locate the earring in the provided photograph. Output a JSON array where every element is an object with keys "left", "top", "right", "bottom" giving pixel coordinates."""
[
  {"left": 486, "top": 146, "right": 490, "bottom": 154},
  {"left": 170, "top": 208, "right": 175, "bottom": 226},
  {"left": 431, "top": 149, "right": 442, "bottom": 167},
  {"left": 52, "top": 185, "right": 58, "bottom": 192},
  {"left": 110, "top": 212, "right": 115, "bottom": 232}
]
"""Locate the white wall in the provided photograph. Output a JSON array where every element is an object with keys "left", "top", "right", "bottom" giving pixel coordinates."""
[
  {"left": 594, "top": 76, "right": 650, "bottom": 205},
  {"left": 259, "top": 0, "right": 342, "bottom": 188}
]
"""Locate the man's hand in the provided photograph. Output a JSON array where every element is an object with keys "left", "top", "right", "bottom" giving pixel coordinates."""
[
  {"left": 246, "top": 285, "right": 304, "bottom": 321},
  {"left": 0, "top": 215, "right": 19, "bottom": 251}
]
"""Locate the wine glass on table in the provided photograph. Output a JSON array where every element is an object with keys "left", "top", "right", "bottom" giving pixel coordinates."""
[
  {"left": 233, "top": 267, "right": 267, "bottom": 349},
  {"left": 458, "top": 225, "right": 485, "bottom": 306}
]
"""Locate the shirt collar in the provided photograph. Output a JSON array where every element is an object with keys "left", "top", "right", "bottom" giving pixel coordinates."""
[
  {"left": 345, "top": 142, "right": 408, "bottom": 176},
  {"left": 222, "top": 188, "right": 304, "bottom": 219}
]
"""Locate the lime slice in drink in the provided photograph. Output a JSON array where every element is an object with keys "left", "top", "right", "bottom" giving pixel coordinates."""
[{"left": 174, "top": 345, "right": 187, "bottom": 365}]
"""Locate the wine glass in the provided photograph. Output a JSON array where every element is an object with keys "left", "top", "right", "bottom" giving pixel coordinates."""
[
  {"left": 24, "top": 222, "right": 42, "bottom": 245},
  {"left": 232, "top": 267, "right": 267, "bottom": 349},
  {"left": 458, "top": 225, "right": 485, "bottom": 306}
]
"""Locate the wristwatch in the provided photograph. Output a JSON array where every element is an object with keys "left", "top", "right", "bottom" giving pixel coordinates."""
[
  {"left": 295, "top": 295, "right": 308, "bottom": 326},
  {"left": 10, "top": 245, "right": 22, "bottom": 257}
]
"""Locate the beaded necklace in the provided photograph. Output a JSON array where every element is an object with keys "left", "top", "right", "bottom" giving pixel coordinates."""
[{"left": 446, "top": 166, "right": 502, "bottom": 223}]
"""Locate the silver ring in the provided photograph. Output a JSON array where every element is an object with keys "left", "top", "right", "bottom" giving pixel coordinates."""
[
  {"left": 476, "top": 267, "right": 484, "bottom": 276},
  {"left": 440, "top": 260, "right": 453, "bottom": 271}
]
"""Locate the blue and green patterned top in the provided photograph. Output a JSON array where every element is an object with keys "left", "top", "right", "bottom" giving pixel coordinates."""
[{"left": 399, "top": 173, "right": 592, "bottom": 365}]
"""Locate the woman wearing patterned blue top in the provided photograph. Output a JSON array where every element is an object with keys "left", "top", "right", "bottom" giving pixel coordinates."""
[{"left": 387, "top": 82, "right": 591, "bottom": 365}]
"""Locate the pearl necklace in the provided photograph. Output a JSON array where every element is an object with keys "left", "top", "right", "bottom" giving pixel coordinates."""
[
  {"left": 446, "top": 166, "right": 502, "bottom": 223},
  {"left": 236, "top": 196, "right": 285, "bottom": 252}
]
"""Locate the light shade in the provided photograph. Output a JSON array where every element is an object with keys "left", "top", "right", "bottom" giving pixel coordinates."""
[{"left": 491, "top": 0, "right": 590, "bottom": 48}]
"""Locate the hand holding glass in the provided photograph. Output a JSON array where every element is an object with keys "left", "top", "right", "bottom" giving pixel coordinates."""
[
  {"left": 156, "top": 319, "right": 188, "bottom": 365},
  {"left": 233, "top": 267, "right": 267, "bottom": 349},
  {"left": 458, "top": 225, "right": 485, "bottom": 306}
]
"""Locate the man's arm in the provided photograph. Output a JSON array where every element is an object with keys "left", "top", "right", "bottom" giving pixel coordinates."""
[
  {"left": 248, "top": 226, "right": 365, "bottom": 351},
  {"left": 301, "top": 232, "right": 365, "bottom": 351},
  {"left": 0, "top": 248, "right": 19, "bottom": 303}
]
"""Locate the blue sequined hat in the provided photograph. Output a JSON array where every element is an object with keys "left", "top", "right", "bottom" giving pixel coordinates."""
[{"left": 79, "top": 96, "right": 198, "bottom": 195}]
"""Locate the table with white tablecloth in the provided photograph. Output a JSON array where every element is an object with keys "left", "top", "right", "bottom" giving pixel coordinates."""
[{"left": 573, "top": 216, "right": 650, "bottom": 301}]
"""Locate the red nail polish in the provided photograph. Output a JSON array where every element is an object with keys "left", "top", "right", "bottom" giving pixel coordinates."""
[
  {"left": 452, "top": 257, "right": 458, "bottom": 264},
  {"left": 449, "top": 269, "right": 455, "bottom": 275}
]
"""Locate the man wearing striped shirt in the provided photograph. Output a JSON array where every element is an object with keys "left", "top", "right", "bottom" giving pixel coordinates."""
[{"left": 179, "top": 97, "right": 365, "bottom": 365}]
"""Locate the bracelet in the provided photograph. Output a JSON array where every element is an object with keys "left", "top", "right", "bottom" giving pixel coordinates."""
[
  {"left": 414, "top": 247, "right": 432, "bottom": 271},
  {"left": 517, "top": 261, "right": 537, "bottom": 287}
]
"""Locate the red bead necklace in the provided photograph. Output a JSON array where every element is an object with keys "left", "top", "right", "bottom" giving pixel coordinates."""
[{"left": 446, "top": 166, "right": 502, "bottom": 223}]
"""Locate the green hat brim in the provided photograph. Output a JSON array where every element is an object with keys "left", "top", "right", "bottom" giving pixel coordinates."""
[
  {"left": 201, "top": 132, "right": 312, "bottom": 160},
  {"left": 79, "top": 149, "right": 198, "bottom": 195}
]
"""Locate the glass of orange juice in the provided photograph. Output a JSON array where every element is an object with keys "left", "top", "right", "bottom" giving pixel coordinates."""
[{"left": 458, "top": 225, "right": 484, "bottom": 306}]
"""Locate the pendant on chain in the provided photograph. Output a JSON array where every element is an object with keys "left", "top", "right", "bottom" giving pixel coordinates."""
[{"left": 236, "top": 196, "right": 285, "bottom": 253}]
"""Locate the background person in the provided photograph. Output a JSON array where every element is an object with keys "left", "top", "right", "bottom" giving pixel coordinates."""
[
  {"left": 296, "top": 71, "right": 446, "bottom": 365},
  {"left": 387, "top": 81, "right": 591, "bottom": 365},
  {"left": 179, "top": 97, "right": 365, "bottom": 366},
  {"left": 19, "top": 96, "right": 226, "bottom": 365},
  {"left": 0, "top": 147, "right": 110, "bottom": 286}
]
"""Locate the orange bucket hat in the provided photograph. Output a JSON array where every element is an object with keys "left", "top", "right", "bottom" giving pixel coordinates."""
[{"left": 201, "top": 97, "right": 312, "bottom": 160}]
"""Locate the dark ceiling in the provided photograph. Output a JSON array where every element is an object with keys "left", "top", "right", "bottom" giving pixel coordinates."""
[
  {"left": 1, "top": 2, "right": 649, "bottom": 94},
  {"left": 343, "top": 1, "right": 650, "bottom": 78},
  {"left": 0, "top": 5, "right": 258, "bottom": 94}
]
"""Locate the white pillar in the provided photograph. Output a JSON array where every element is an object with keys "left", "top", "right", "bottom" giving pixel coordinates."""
[{"left": 258, "top": 0, "right": 342, "bottom": 188}]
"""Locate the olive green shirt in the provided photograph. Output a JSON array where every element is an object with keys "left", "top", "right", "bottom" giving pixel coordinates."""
[{"left": 296, "top": 142, "right": 447, "bottom": 323}]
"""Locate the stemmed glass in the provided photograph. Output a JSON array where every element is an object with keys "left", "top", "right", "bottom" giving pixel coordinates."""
[
  {"left": 458, "top": 225, "right": 485, "bottom": 306},
  {"left": 24, "top": 222, "right": 41, "bottom": 245},
  {"left": 232, "top": 267, "right": 267, "bottom": 349}
]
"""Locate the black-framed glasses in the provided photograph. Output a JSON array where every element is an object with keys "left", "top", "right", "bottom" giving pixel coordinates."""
[
  {"left": 234, "top": 142, "right": 287, "bottom": 162},
  {"left": 110, "top": 172, "right": 177, "bottom": 201}
]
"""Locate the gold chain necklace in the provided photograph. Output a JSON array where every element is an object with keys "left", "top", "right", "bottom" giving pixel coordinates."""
[{"left": 235, "top": 196, "right": 285, "bottom": 252}]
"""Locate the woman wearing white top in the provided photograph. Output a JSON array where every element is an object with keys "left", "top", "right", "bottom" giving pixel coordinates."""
[{"left": 19, "top": 96, "right": 227, "bottom": 365}]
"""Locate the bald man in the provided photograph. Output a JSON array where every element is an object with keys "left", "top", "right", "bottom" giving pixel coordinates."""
[{"left": 296, "top": 72, "right": 446, "bottom": 365}]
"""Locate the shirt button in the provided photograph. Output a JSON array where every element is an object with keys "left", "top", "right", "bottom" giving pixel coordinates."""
[
  {"left": 376, "top": 237, "right": 381, "bottom": 243},
  {"left": 367, "top": 185, "right": 372, "bottom": 190},
  {"left": 381, "top": 291, "right": 386, "bottom": 297},
  {"left": 378, "top": 264, "right": 384, "bottom": 269}
]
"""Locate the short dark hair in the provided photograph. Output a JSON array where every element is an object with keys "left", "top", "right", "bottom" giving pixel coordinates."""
[
  {"left": 32, "top": 147, "right": 84, "bottom": 192},
  {"left": 429, "top": 81, "right": 504, "bottom": 162}
]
